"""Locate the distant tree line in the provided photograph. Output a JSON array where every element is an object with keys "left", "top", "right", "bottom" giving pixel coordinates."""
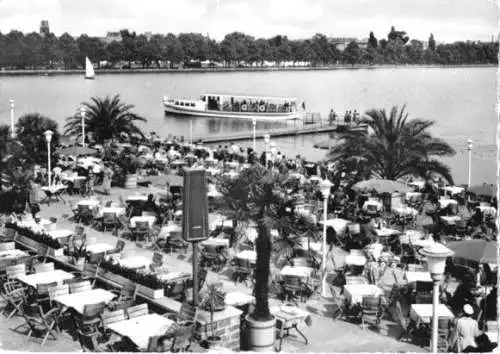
[{"left": 0, "top": 26, "right": 497, "bottom": 70}]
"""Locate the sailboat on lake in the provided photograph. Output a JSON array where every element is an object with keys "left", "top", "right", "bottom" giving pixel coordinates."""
[{"left": 85, "top": 57, "right": 95, "bottom": 80}]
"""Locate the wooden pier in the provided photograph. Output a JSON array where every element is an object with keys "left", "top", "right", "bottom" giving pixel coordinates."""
[{"left": 193, "top": 121, "right": 367, "bottom": 144}]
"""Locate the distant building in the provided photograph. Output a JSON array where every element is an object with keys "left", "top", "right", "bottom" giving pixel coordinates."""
[
  {"left": 327, "top": 37, "right": 357, "bottom": 51},
  {"left": 40, "top": 20, "right": 50, "bottom": 36},
  {"left": 101, "top": 31, "right": 122, "bottom": 44},
  {"left": 358, "top": 38, "right": 369, "bottom": 50}
]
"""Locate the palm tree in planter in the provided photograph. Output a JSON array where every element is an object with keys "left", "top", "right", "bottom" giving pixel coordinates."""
[
  {"left": 327, "top": 105, "right": 456, "bottom": 184},
  {"left": 198, "top": 283, "right": 226, "bottom": 349},
  {"left": 219, "top": 164, "right": 298, "bottom": 351},
  {"left": 64, "top": 95, "right": 146, "bottom": 145}
]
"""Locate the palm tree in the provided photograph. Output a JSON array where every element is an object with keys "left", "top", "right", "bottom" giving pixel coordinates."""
[
  {"left": 64, "top": 95, "right": 147, "bottom": 144},
  {"left": 0, "top": 125, "right": 31, "bottom": 190},
  {"left": 327, "top": 105, "right": 456, "bottom": 184}
]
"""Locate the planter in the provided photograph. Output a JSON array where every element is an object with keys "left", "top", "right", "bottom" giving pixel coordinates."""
[
  {"left": 70, "top": 258, "right": 86, "bottom": 267},
  {"left": 206, "top": 336, "right": 222, "bottom": 350},
  {"left": 125, "top": 174, "right": 137, "bottom": 189},
  {"left": 50, "top": 248, "right": 64, "bottom": 257},
  {"left": 245, "top": 314, "right": 276, "bottom": 352}
]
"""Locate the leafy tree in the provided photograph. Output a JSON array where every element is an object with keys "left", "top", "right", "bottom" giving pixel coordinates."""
[
  {"left": 105, "top": 41, "right": 123, "bottom": 67},
  {"left": 64, "top": 95, "right": 146, "bottom": 144},
  {"left": 428, "top": 33, "right": 436, "bottom": 51},
  {"left": 368, "top": 31, "right": 378, "bottom": 49},
  {"left": 343, "top": 41, "right": 361, "bottom": 65},
  {"left": 15, "top": 113, "right": 60, "bottom": 165},
  {"left": 58, "top": 33, "right": 79, "bottom": 69},
  {"left": 388, "top": 26, "right": 409, "bottom": 44},
  {"left": 120, "top": 29, "right": 138, "bottom": 67},
  {"left": 327, "top": 105, "right": 456, "bottom": 183}
]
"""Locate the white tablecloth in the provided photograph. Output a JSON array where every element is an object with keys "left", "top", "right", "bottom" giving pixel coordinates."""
[
  {"left": 320, "top": 218, "right": 349, "bottom": 234},
  {"left": 201, "top": 238, "right": 230, "bottom": 248},
  {"left": 345, "top": 255, "right": 367, "bottom": 266},
  {"left": 405, "top": 192, "right": 422, "bottom": 200},
  {"left": 439, "top": 199, "right": 458, "bottom": 209},
  {"left": 55, "top": 288, "right": 116, "bottom": 314},
  {"left": 48, "top": 229, "right": 73, "bottom": 239},
  {"left": 78, "top": 199, "right": 100, "bottom": 209},
  {"left": 62, "top": 175, "right": 86, "bottom": 183},
  {"left": 130, "top": 216, "right": 156, "bottom": 228},
  {"left": 86, "top": 243, "right": 115, "bottom": 254},
  {"left": 108, "top": 314, "right": 175, "bottom": 350},
  {"left": 363, "top": 200, "right": 383, "bottom": 212},
  {"left": 374, "top": 227, "right": 400, "bottom": 237},
  {"left": 119, "top": 256, "right": 151, "bottom": 269},
  {"left": 225, "top": 292, "right": 255, "bottom": 307},
  {"left": 41, "top": 185, "right": 67, "bottom": 194},
  {"left": 280, "top": 266, "right": 313, "bottom": 278},
  {"left": 156, "top": 272, "right": 190, "bottom": 282},
  {"left": 441, "top": 186, "right": 464, "bottom": 195},
  {"left": 440, "top": 215, "right": 462, "bottom": 225},
  {"left": 17, "top": 270, "right": 74, "bottom": 288},
  {"left": 479, "top": 206, "right": 496, "bottom": 216},
  {"left": 392, "top": 206, "right": 418, "bottom": 216},
  {"left": 344, "top": 284, "right": 383, "bottom": 304},
  {"left": 236, "top": 250, "right": 257, "bottom": 263},
  {"left": 410, "top": 304, "right": 454, "bottom": 324},
  {"left": 405, "top": 271, "right": 432, "bottom": 283},
  {"left": 126, "top": 195, "right": 148, "bottom": 202},
  {"left": 0, "top": 249, "right": 29, "bottom": 259},
  {"left": 100, "top": 207, "right": 126, "bottom": 216}
]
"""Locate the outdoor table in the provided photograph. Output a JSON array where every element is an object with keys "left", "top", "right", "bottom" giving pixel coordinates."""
[
  {"left": 62, "top": 175, "right": 86, "bottom": 183},
  {"left": 40, "top": 185, "right": 67, "bottom": 204},
  {"left": 374, "top": 227, "right": 400, "bottom": 238},
  {"left": 201, "top": 238, "right": 230, "bottom": 248},
  {"left": 392, "top": 206, "right": 418, "bottom": 217},
  {"left": 309, "top": 176, "right": 321, "bottom": 182},
  {"left": 345, "top": 254, "right": 367, "bottom": 267},
  {"left": 410, "top": 304, "right": 454, "bottom": 326},
  {"left": 441, "top": 186, "right": 464, "bottom": 196},
  {"left": 280, "top": 265, "right": 313, "bottom": 279},
  {"left": 107, "top": 313, "right": 175, "bottom": 351},
  {"left": 158, "top": 224, "right": 182, "bottom": 240},
  {"left": 479, "top": 206, "right": 496, "bottom": 216},
  {"left": 405, "top": 192, "right": 422, "bottom": 200},
  {"left": 126, "top": 195, "right": 148, "bottom": 202},
  {"left": 405, "top": 271, "right": 432, "bottom": 283},
  {"left": 225, "top": 292, "right": 255, "bottom": 307},
  {"left": 86, "top": 243, "right": 115, "bottom": 254},
  {"left": 157, "top": 272, "right": 191, "bottom": 283},
  {"left": 77, "top": 199, "right": 101, "bottom": 209},
  {"left": 99, "top": 207, "right": 126, "bottom": 217},
  {"left": 206, "top": 167, "right": 220, "bottom": 175},
  {"left": 223, "top": 171, "right": 238, "bottom": 178},
  {"left": 170, "top": 160, "right": 186, "bottom": 166},
  {"left": 130, "top": 216, "right": 156, "bottom": 228},
  {"left": 47, "top": 229, "right": 73, "bottom": 241},
  {"left": 17, "top": 269, "right": 74, "bottom": 288},
  {"left": 343, "top": 284, "right": 383, "bottom": 304},
  {"left": 440, "top": 215, "right": 462, "bottom": 226},
  {"left": 319, "top": 218, "right": 349, "bottom": 234},
  {"left": 363, "top": 200, "right": 383, "bottom": 213},
  {"left": 210, "top": 219, "right": 233, "bottom": 231},
  {"left": 235, "top": 250, "right": 257, "bottom": 264},
  {"left": 0, "top": 249, "right": 30, "bottom": 271},
  {"left": 225, "top": 161, "right": 239, "bottom": 168},
  {"left": 399, "top": 230, "right": 425, "bottom": 244},
  {"left": 271, "top": 305, "right": 310, "bottom": 352},
  {"left": 438, "top": 198, "right": 458, "bottom": 209},
  {"left": 119, "top": 256, "right": 151, "bottom": 269},
  {"left": 55, "top": 288, "right": 116, "bottom": 314}
]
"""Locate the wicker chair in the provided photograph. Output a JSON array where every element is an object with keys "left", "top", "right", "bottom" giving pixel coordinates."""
[{"left": 361, "top": 295, "right": 382, "bottom": 330}]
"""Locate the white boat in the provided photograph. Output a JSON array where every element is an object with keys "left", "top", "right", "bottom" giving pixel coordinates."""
[
  {"left": 85, "top": 57, "right": 95, "bottom": 80},
  {"left": 163, "top": 93, "right": 302, "bottom": 120}
]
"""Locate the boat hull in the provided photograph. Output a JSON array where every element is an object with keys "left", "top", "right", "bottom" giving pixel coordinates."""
[
  {"left": 84, "top": 76, "right": 95, "bottom": 80},
  {"left": 163, "top": 103, "right": 301, "bottom": 120}
]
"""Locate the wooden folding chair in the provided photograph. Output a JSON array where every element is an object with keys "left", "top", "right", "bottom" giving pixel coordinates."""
[
  {"left": 3, "top": 281, "right": 26, "bottom": 319},
  {"left": 164, "top": 301, "right": 196, "bottom": 326},
  {"left": 109, "top": 282, "right": 138, "bottom": 311},
  {"left": 69, "top": 280, "right": 92, "bottom": 294},
  {"left": 79, "top": 301, "right": 106, "bottom": 333},
  {"left": 33, "top": 262, "right": 55, "bottom": 273},
  {"left": 20, "top": 305, "right": 59, "bottom": 346},
  {"left": 125, "top": 303, "right": 148, "bottom": 319}
]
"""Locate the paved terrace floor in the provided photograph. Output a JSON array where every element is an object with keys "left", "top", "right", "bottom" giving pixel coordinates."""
[{"left": 2, "top": 186, "right": 426, "bottom": 352}]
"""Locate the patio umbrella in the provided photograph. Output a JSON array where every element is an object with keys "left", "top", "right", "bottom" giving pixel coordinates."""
[
  {"left": 57, "top": 146, "right": 98, "bottom": 156},
  {"left": 352, "top": 179, "right": 411, "bottom": 194},
  {"left": 313, "top": 139, "right": 335, "bottom": 150},
  {"left": 468, "top": 183, "right": 497, "bottom": 198},
  {"left": 147, "top": 174, "right": 183, "bottom": 187},
  {"left": 446, "top": 239, "right": 497, "bottom": 264}
]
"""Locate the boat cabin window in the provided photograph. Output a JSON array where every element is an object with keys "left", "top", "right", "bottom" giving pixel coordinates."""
[
  {"left": 175, "top": 101, "right": 179, "bottom": 105},
  {"left": 201, "top": 96, "right": 206, "bottom": 102}
]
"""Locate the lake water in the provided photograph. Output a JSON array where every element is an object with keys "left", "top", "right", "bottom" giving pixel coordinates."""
[{"left": 0, "top": 67, "right": 496, "bottom": 185}]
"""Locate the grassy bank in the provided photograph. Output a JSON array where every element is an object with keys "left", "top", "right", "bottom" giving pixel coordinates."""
[{"left": 0, "top": 63, "right": 495, "bottom": 77}]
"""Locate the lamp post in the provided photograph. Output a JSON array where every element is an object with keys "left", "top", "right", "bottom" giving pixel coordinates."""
[
  {"left": 80, "top": 107, "right": 86, "bottom": 148},
  {"left": 10, "top": 99, "right": 15, "bottom": 138},
  {"left": 320, "top": 178, "right": 333, "bottom": 298},
  {"left": 44, "top": 130, "right": 54, "bottom": 188},
  {"left": 264, "top": 134, "right": 270, "bottom": 169},
  {"left": 252, "top": 117, "right": 257, "bottom": 151},
  {"left": 419, "top": 243, "right": 454, "bottom": 353},
  {"left": 467, "top": 138, "right": 473, "bottom": 188}
]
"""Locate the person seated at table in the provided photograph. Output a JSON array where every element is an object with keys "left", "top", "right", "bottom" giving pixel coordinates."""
[
  {"left": 154, "top": 335, "right": 171, "bottom": 352},
  {"left": 470, "top": 208, "right": 484, "bottom": 227},
  {"left": 452, "top": 275, "right": 476, "bottom": 314},
  {"left": 479, "top": 286, "right": 497, "bottom": 323},
  {"left": 450, "top": 304, "right": 481, "bottom": 352},
  {"left": 363, "top": 254, "right": 379, "bottom": 285},
  {"left": 142, "top": 194, "right": 160, "bottom": 217}
]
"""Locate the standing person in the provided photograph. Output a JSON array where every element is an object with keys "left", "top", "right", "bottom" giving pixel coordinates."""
[
  {"left": 102, "top": 165, "right": 113, "bottom": 195},
  {"left": 86, "top": 169, "right": 95, "bottom": 196},
  {"left": 450, "top": 304, "right": 481, "bottom": 352}
]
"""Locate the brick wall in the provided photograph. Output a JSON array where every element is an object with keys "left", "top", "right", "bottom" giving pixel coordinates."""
[{"left": 194, "top": 306, "right": 242, "bottom": 350}]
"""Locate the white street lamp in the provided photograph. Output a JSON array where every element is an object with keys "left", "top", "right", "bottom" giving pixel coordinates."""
[
  {"left": 80, "top": 107, "right": 86, "bottom": 148},
  {"left": 252, "top": 117, "right": 257, "bottom": 151},
  {"left": 419, "top": 243, "right": 454, "bottom": 354},
  {"left": 264, "top": 134, "right": 270, "bottom": 168},
  {"left": 319, "top": 178, "right": 333, "bottom": 298},
  {"left": 44, "top": 130, "right": 54, "bottom": 188},
  {"left": 467, "top": 138, "right": 473, "bottom": 188},
  {"left": 9, "top": 99, "right": 15, "bottom": 138}
]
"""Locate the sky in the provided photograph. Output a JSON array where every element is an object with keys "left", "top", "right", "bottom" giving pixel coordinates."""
[{"left": 0, "top": 0, "right": 497, "bottom": 42}]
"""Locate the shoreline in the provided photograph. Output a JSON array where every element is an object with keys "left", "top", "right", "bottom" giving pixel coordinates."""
[{"left": 0, "top": 63, "right": 496, "bottom": 77}]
